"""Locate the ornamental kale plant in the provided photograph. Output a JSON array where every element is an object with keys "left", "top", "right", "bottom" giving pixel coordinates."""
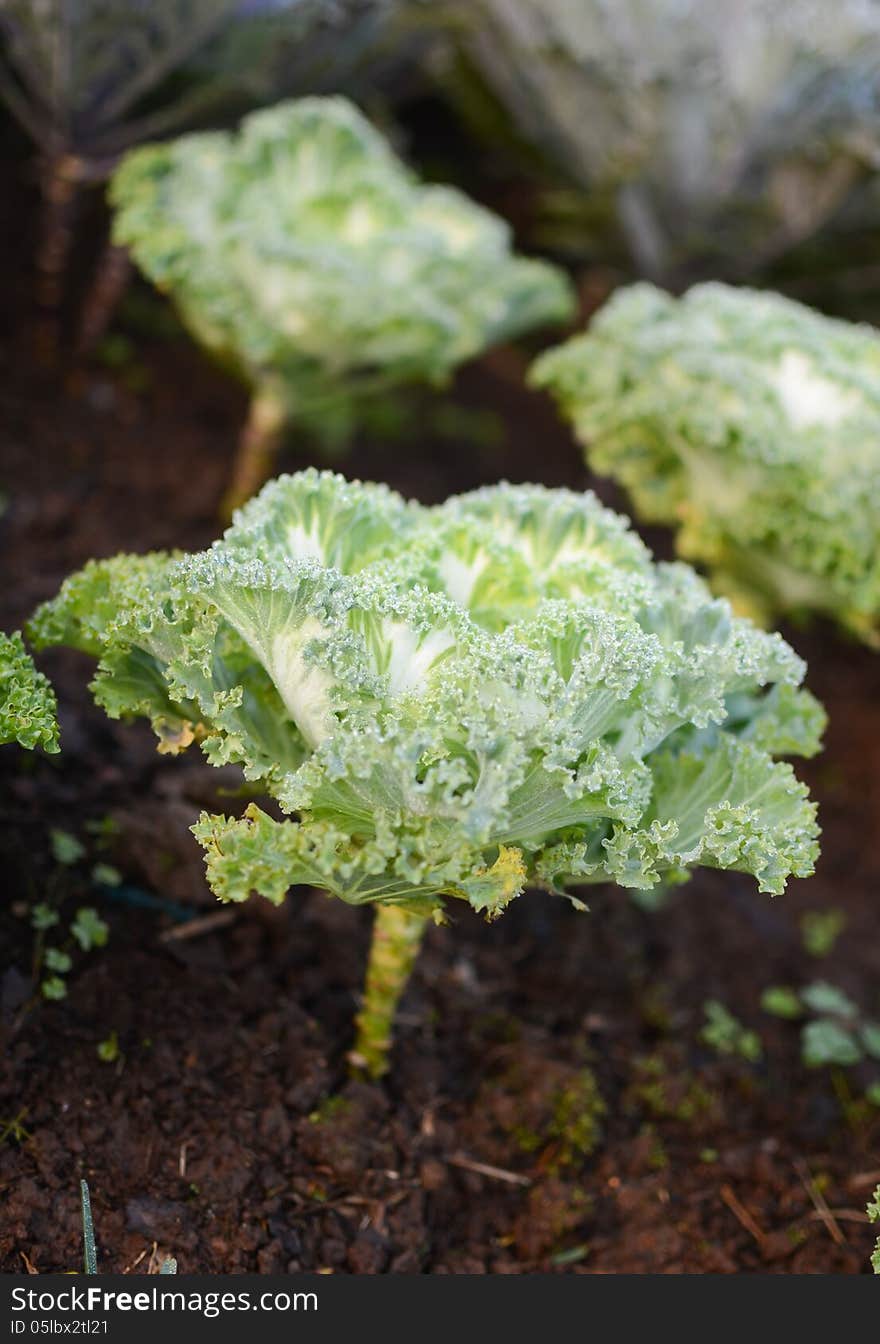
[
  {"left": 29, "top": 470, "right": 823, "bottom": 1076},
  {"left": 109, "top": 97, "right": 574, "bottom": 512},
  {"left": 0, "top": 630, "right": 59, "bottom": 753},
  {"left": 533, "top": 283, "right": 880, "bottom": 644},
  {"left": 439, "top": 0, "right": 880, "bottom": 282}
]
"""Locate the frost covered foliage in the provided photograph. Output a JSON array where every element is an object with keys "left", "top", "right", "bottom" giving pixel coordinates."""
[
  {"left": 533, "top": 283, "right": 880, "bottom": 643},
  {"left": 29, "top": 470, "right": 823, "bottom": 914},
  {"left": 445, "top": 0, "right": 880, "bottom": 278},
  {"left": 0, "top": 631, "right": 59, "bottom": 753},
  {"left": 110, "top": 97, "right": 574, "bottom": 440}
]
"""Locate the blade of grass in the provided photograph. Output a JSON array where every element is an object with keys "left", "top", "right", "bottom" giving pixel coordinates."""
[{"left": 81, "top": 1179, "right": 98, "bottom": 1274}]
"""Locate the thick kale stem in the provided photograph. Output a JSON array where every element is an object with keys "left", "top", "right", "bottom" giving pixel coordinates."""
[
  {"left": 221, "top": 388, "right": 288, "bottom": 519},
  {"left": 76, "top": 239, "right": 133, "bottom": 356},
  {"left": 34, "top": 154, "right": 83, "bottom": 366},
  {"left": 350, "top": 904, "right": 428, "bottom": 1080}
]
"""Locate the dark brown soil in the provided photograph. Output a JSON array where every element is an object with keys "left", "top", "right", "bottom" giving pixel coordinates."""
[{"left": 1, "top": 147, "right": 879, "bottom": 1275}]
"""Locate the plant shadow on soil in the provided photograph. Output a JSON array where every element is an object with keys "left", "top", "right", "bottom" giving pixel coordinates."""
[{"left": 1, "top": 158, "right": 879, "bottom": 1274}]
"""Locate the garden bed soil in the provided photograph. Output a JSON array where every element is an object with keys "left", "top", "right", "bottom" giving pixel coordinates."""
[{"left": 1, "top": 179, "right": 879, "bottom": 1275}]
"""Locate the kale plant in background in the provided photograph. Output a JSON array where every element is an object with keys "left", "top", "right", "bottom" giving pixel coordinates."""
[
  {"left": 110, "top": 97, "right": 574, "bottom": 512},
  {"left": 0, "top": 1, "right": 399, "bottom": 353},
  {"left": 29, "top": 469, "right": 823, "bottom": 1076},
  {"left": 533, "top": 283, "right": 880, "bottom": 644},
  {"left": 0, "top": 1, "right": 368, "bottom": 163},
  {"left": 434, "top": 0, "right": 880, "bottom": 283},
  {"left": 0, "top": 630, "right": 59, "bottom": 752}
]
